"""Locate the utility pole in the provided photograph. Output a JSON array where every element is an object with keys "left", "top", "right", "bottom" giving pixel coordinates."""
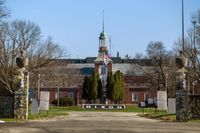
[
  {"left": 181, "top": 0, "right": 185, "bottom": 53},
  {"left": 192, "top": 19, "right": 197, "bottom": 68},
  {"left": 175, "top": 0, "right": 190, "bottom": 122},
  {"left": 57, "top": 87, "right": 60, "bottom": 107}
]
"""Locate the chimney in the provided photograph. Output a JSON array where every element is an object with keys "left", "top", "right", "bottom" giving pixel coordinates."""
[{"left": 117, "top": 51, "right": 119, "bottom": 58}]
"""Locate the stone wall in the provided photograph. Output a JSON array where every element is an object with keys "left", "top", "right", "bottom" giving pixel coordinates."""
[
  {"left": 14, "top": 93, "right": 28, "bottom": 119},
  {"left": 14, "top": 72, "right": 29, "bottom": 120},
  {"left": 176, "top": 90, "right": 191, "bottom": 121},
  {"left": 0, "top": 95, "right": 14, "bottom": 118},
  {"left": 189, "top": 95, "right": 200, "bottom": 119}
]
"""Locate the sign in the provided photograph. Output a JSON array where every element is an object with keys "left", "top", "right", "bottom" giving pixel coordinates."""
[
  {"left": 140, "top": 102, "right": 146, "bottom": 107},
  {"left": 0, "top": 96, "right": 14, "bottom": 118},
  {"left": 157, "top": 91, "right": 167, "bottom": 110},
  {"left": 83, "top": 104, "right": 126, "bottom": 109},
  {"left": 39, "top": 91, "right": 50, "bottom": 111},
  {"left": 0, "top": 120, "right": 5, "bottom": 123},
  {"left": 31, "top": 98, "right": 39, "bottom": 114},
  {"left": 168, "top": 98, "right": 176, "bottom": 114},
  {"left": 148, "top": 98, "right": 154, "bottom": 105}
]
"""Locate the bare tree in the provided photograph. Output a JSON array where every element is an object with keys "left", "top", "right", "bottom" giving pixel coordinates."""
[
  {"left": 186, "top": 10, "right": 200, "bottom": 94},
  {"left": 28, "top": 36, "right": 67, "bottom": 71},
  {"left": 0, "top": 20, "right": 67, "bottom": 93},
  {"left": 134, "top": 53, "right": 144, "bottom": 59},
  {"left": 171, "top": 9, "right": 200, "bottom": 94},
  {"left": 146, "top": 41, "right": 169, "bottom": 91},
  {"left": 0, "top": 0, "right": 8, "bottom": 21}
]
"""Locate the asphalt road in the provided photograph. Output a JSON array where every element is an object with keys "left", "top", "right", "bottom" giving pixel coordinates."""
[{"left": 0, "top": 112, "right": 200, "bottom": 133}]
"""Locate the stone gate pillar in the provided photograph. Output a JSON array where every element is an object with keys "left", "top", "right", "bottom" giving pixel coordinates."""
[
  {"left": 14, "top": 51, "right": 29, "bottom": 120},
  {"left": 175, "top": 51, "right": 191, "bottom": 122}
]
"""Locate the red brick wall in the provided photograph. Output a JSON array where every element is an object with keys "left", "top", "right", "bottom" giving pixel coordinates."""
[
  {"left": 124, "top": 88, "right": 157, "bottom": 104},
  {"left": 40, "top": 88, "right": 79, "bottom": 104},
  {"left": 123, "top": 76, "right": 157, "bottom": 104},
  {"left": 95, "top": 64, "right": 99, "bottom": 74},
  {"left": 49, "top": 90, "right": 55, "bottom": 103},
  {"left": 107, "top": 63, "right": 112, "bottom": 72},
  {"left": 40, "top": 75, "right": 157, "bottom": 105}
]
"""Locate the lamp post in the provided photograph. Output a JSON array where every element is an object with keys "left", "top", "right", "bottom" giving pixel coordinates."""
[
  {"left": 57, "top": 87, "right": 60, "bottom": 107},
  {"left": 165, "top": 73, "right": 168, "bottom": 109},
  {"left": 192, "top": 82, "right": 195, "bottom": 95},
  {"left": 37, "top": 73, "right": 41, "bottom": 102},
  {"left": 192, "top": 80, "right": 197, "bottom": 95},
  {"left": 192, "top": 19, "right": 197, "bottom": 68},
  {"left": 165, "top": 74, "right": 168, "bottom": 91}
]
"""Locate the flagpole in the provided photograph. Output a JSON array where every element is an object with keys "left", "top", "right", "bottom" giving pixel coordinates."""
[{"left": 182, "top": 0, "right": 185, "bottom": 53}]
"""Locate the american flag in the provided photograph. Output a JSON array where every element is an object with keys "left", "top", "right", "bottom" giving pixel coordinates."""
[{"left": 104, "top": 54, "right": 110, "bottom": 66}]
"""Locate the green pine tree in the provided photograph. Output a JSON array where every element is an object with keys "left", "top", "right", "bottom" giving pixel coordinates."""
[
  {"left": 82, "top": 76, "right": 91, "bottom": 102},
  {"left": 97, "top": 78, "right": 102, "bottom": 99},
  {"left": 118, "top": 71, "right": 125, "bottom": 102},
  {"left": 90, "top": 70, "right": 98, "bottom": 103},
  {"left": 106, "top": 72, "right": 114, "bottom": 101},
  {"left": 113, "top": 72, "right": 120, "bottom": 103}
]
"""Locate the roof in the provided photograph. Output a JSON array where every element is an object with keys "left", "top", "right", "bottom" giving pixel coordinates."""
[
  {"left": 122, "top": 59, "right": 153, "bottom": 66},
  {"left": 112, "top": 64, "right": 145, "bottom": 76},
  {"left": 99, "top": 32, "right": 107, "bottom": 40},
  {"left": 80, "top": 67, "right": 94, "bottom": 75},
  {"left": 52, "top": 57, "right": 153, "bottom": 66},
  {"left": 85, "top": 57, "right": 96, "bottom": 63},
  {"left": 111, "top": 57, "right": 122, "bottom": 63}
]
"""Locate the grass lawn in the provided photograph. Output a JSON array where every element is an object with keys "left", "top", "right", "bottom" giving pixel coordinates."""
[
  {"left": 50, "top": 105, "right": 159, "bottom": 113},
  {"left": 191, "top": 119, "right": 200, "bottom": 122},
  {"left": 28, "top": 106, "right": 68, "bottom": 120}
]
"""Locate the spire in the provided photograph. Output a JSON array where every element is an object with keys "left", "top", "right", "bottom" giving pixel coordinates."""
[
  {"left": 99, "top": 10, "right": 107, "bottom": 40},
  {"left": 102, "top": 10, "right": 104, "bottom": 32}
]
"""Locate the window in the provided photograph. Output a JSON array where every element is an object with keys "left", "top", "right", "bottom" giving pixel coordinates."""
[
  {"left": 127, "top": 79, "right": 132, "bottom": 84},
  {"left": 144, "top": 92, "right": 149, "bottom": 101},
  {"left": 100, "top": 67, "right": 106, "bottom": 75},
  {"left": 68, "top": 92, "right": 74, "bottom": 99},
  {"left": 55, "top": 91, "right": 61, "bottom": 99},
  {"left": 132, "top": 92, "right": 138, "bottom": 102}
]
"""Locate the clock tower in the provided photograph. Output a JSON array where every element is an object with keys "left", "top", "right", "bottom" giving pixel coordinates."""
[{"left": 94, "top": 12, "right": 112, "bottom": 103}]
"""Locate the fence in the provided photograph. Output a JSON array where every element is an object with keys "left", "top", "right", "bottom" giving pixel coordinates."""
[
  {"left": 189, "top": 94, "right": 200, "bottom": 119},
  {"left": 0, "top": 94, "right": 14, "bottom": 118}
]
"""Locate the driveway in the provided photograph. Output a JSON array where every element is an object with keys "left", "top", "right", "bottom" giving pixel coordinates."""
[{"left": 0, "top": 112, "right": 200, "bottom": 133}]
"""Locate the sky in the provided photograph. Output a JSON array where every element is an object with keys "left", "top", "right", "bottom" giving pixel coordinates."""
[{"left": 6, "top": 0, "right": 200, "bottom": 58}]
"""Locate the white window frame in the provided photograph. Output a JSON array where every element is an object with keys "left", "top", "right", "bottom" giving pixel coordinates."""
[
  {"left": 144, "top": 92, "right": 149, "bottom": 101},
  {"left": 132, "top": 92, "right": 138, "bottom": 102},
  {"left": 55, "top": 91, "right": 61, "bottom": 99},
  {"left": 68, "top": 92, "right": 74, "bottom": 99}
]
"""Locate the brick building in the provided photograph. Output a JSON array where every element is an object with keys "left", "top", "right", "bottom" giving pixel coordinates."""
[
  {"left": 35, "top": 25, "right": 156, "bottom": 105},
  {"left": 37, "top": 58, "right": 156, "bottom": 105}
]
